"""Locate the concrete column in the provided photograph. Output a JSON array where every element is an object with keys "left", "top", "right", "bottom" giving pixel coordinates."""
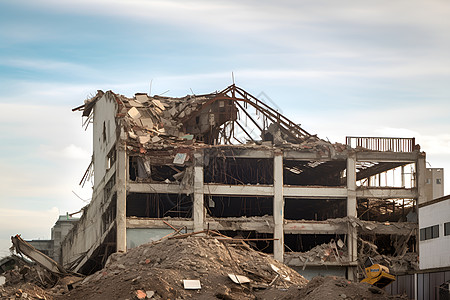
[
  {"left": 347, "top": 152, "right": 357, "bottom": 218},
  {"left": 193, "top": 151, "right": 204, "bottom": 232},
  {"left": 116, "top": 146, "right": 127, "bottom": 252},
  {"left": 416, "top": 153, "right": 426, "bottom": 205},
  {"left": 415, "top": 152, "right": 426, "bottom": 255},
  {"left": 347, "top": 151, "right": 358, "bottom": 280},
  {"left": 273, "top": 151, "right": 284, "bottom": 262}
]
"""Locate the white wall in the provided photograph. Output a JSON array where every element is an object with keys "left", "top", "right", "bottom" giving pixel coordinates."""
[
  {"left": 93, "top": 93, "right": 118, "bottom": 186},
  {"left": 61, "top": 93, "right": 118, "bottom": 267},
  {"left": 419, "top": 198, "right": 450, "bottom": 269}
]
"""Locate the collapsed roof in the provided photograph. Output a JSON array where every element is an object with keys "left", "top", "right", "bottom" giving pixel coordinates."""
[{"left": 74, "top": 84, "right": 340, "bottom": 154}]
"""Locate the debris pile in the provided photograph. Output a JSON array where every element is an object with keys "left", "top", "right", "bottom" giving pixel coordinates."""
[
  {"left": 0, "top": 255, "right": 57, "bottom": 299},
  {"left": 277, "top": 276, "right": 408, "bottom": 300},
  {"left": 57, "top": 235, "right": 307, "bottom": 300},
  {"left": 284, "top": 239, "right": 348, "bottom": 266},
  {"left": 1, "top": 234, "right": 410, "bottom": 300}
]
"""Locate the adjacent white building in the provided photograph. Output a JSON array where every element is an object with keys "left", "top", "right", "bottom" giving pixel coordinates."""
[{"left": 419, "top": 195, "right": 450, "bottom": 270}]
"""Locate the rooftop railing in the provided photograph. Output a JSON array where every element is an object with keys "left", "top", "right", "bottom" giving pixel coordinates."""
[{"left": 346, "top": 136, "right": 415, "bottom": 152}]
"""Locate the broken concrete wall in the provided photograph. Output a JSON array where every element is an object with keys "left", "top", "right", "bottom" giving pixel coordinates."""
[
  {"left": 61, "top": 92, "right": 120, "bottom": 272},
  {"left": 60, "top": 190, "right": 105, "bottom": 270},
  {"left": 92, "top": 92, "right": 118, "bottom": 186}
]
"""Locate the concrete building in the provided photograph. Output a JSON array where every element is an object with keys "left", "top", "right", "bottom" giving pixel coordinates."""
[
  {"left": 415, "top": 195, "right": 450, "bottom": 299},
  {"left": 424, "top": 168, "right": 444, "bottom": 201},
  {"left": 64, "top": 85, "right": 425, "bottom": 280},
  {"left": 28, "top": 215, "right": 79, "bottom": 264}
]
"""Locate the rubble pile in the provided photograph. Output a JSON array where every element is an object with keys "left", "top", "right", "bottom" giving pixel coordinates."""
[
  {"left": 0, "top": 235, "right": 410, "bottom": 300},
  {"left": 0, "top": 256, "right": 57, "bottom": 300},
  {"left": 57, "top": 236, "right": 307, "bottom": 300},
  {"left": 277, "top": 276, "right": 408, "bottom": 300},
  {"left": 284, "top": 239, "right": 348, "bottom": 266}
]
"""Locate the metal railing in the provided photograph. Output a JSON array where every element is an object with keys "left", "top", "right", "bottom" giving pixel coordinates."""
[{"left": 346, "top": 136, "right": 415, "bottom": 152}]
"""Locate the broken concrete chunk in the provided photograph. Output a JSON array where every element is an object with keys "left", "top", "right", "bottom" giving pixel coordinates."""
[
  {"left": 128, "top": 107, "right": 141, "bottom": 119},
  {"left": 152, "top": 99, "right": 165, "bottom": 111},
  {"left": 228, "top": 274, "right": 250, "bottom": 284},
  {"left": 183, "top": 279, "right": 201, "bottom": 290},
  {"left": 173, "top": 153, "right": 187, "bottom": 165},
  {"left": 135, "top": 94, "right": 149, "bottom": 104},
  {"left": 146, "top": 290, "right": 155, "bottom": 298},
  {"left": 129, "top": 100, "right": 144, "bottom": 107},
  {"left": 138, "top": 136, "right": 150, "bottom": 144},
  {"left": 151, "top": 136, "right": 161, "bottom": 143},
  {"left": 140, "top": 118, "right": 154, "bottom": 129},
  {"left": 129, "top": 131, "right": 137, "bottom": 140},
  {"left": 169, "top": 107, "right": 177, "bottom": 116}
]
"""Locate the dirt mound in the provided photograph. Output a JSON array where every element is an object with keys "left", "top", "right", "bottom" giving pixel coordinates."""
[
  {"left": 57, "top": 236, "right": 307, "bottom": 300},
  {"left": 279, "top": 276, "right": 408, "bottom": 300},
  {"left": 0, "top": 282, "right": 53, "bottom": 300}
]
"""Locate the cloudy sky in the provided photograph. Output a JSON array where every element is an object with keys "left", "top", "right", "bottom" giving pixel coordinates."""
[{"left": 0, "top": 0, "right": 449, "bottom": 257}]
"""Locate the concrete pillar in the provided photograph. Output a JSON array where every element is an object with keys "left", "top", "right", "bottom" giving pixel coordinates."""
[
  {"left": 193, "top": 151, "right": 204, "bottom": 232},
  {"left": 416, "top": 153, "right": 427, "bottom": 205},
  {"left": 347, "top": 151, "right": 358, "bottom": 280},
  {"left": 415, "top": 152, "right": 426, "bottom": 255},
  {"left": 273, "top": 151, "right": 284, "bottom": 262},
  {"left": 347, "top": 152, "right": 357, "bottom": 217},
  {"left": 116, "top": 146, "right": 127, "bottom": 252}
]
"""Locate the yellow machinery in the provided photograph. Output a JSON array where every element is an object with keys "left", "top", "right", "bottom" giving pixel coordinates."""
[{"left": 361, "top": 257, "right": 396, "bottom": 288}]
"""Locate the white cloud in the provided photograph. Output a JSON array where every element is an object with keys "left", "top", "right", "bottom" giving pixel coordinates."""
[
  {"left": 39, "top": 144, "right": 91, "bottom": 160},
  {"left": 0, "top": 207, "right": 60, "bottom": 258},
  {"left": 0, "top": 58, "right": 96, "bottom": 75}
]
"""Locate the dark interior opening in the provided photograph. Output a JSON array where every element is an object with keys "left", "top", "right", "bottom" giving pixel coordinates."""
[
  {"left": 204, "top": 156, "right": 273, "bottom": 184},
  {"left": 129, "top": 156, "right": 185, "bottom": 182},
  {"left": 285, "top": 198, "right": 346, "bottom": 220},
  {"left": 359, "top": 234, "right": 416, "bottom": 256},
  {"left": 357, "top": 198, "right": 415, "bottom": 222},
  {"left": 127, "top": 193, "right": 192, "bottom": 218},
  {"left": 284, "top": 234, "right": 346, "bottom": 252},
  {"left": 219, "top": 230, "right": 273, "bottom": 253},
  {"left": 283, "top": 160, "right": 346, "bottom": 186},
  {"left": 207, "top": 196, "right": 273, "bottom": 217}
]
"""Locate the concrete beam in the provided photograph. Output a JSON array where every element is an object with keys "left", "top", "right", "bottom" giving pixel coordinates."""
[
  {"left": 128, "top": 182, "right": 192, "bottom": 194},
  {"left": 284, "top": 186, "right": 347, "bottom": 199},
  {"left": 283, "top": 150, "right": 324, "bottom": 160},
  {"left": 205, "top": 218, "right": 273, "bottom": 233},
  {"left": 356, "top": 188, "right": 417, "bottom": 199},
  {"left": 358, "top": 221, "right": 416, "bottom": 235},
  {"left": 219, "top": 149, "right": 273, "bottom": 159},
  {"left": 284, "top": 221, "right": 347, "bottom": 234},
  {"left": 126, "top": 218, "right": 194, "bottom": 230},
  {"left": 204, "top": 184, "right": 273, "bottom": 196},
  {"left": 356, "top": 151, "right": 418, "bottom": 162}
]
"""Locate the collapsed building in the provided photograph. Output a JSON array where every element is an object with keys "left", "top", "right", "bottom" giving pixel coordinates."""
[{"left": 65, "top": 84, "right": 426, "bottom": 280}]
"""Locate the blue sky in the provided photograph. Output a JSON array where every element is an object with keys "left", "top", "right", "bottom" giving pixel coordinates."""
[{"left": 1, "top": 0, "right": 449, "bottom": 257}]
